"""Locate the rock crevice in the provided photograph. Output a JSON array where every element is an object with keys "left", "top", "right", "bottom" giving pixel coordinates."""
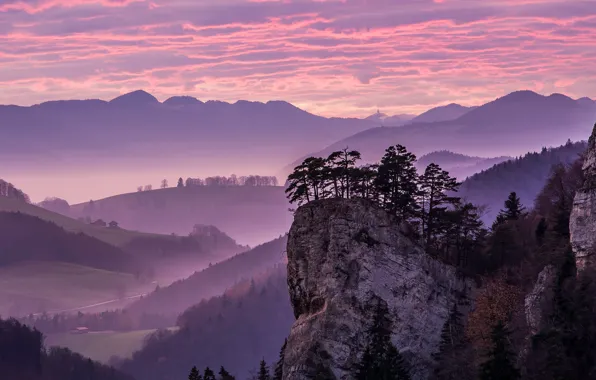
[{"left": 282, "top": 198, "right": 474, "bottom": 380}]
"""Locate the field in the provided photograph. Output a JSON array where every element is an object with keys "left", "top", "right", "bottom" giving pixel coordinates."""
[
  {"left": 44, "top": 329, "right": 166, "bottom": 363},
  {"left": 0, "top": 261, "right": 154, "bottom": 317},
  {"left": 0, "top": 196, "right": 178, "bottom": 247}
]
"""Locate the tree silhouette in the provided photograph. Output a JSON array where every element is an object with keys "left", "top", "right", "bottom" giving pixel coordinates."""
[
  {"left": 374, "top": 145, "right": 419, "bottom": 222},
  {"left": 177, "top": 177, "right": 184, "bottom": 187},
  {"left": 257, "top": 359, "right": 271, "bottom": 380},
  {"left": 495, "top": 192, "right": 525, "bottom": 226},
  {"left": 479, "top": 321, "right": 520, "bottom": 380},
  {"left": 188, "top": 366, "right": 202, "bottom": 380},
  {"left": 355, "top": 300, "right": 410, "bottom": 380},
  {"left": 273, "top": 339, "right": 287, "bottom": 380},
  {"left": 218, "top": 366, "right": 235, "bottom": 380},
  {"left": 203, "top": 366, "right": 216, "bottom": 380},
  {"left": 418, "top": 163, "right": 460, "bottom": 250}
]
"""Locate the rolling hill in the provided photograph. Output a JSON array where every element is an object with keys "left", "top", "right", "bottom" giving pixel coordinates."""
[
  {"left": 68, "top": 185, "right": 292, "bottom": 247},
  {"left": 285, "top": 91, "right": 596, "bottom": 172},
  {"left": 409, "top": 103, "right": 476, "bottom": 124}
]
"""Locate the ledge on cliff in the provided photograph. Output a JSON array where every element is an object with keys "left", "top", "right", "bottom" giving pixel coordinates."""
[{"left": 282, "top": 198, "right": 474, "bottom": 380}]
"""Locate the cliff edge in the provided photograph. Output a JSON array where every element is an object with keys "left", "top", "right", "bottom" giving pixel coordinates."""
[{"left": 282, "top": 198, "right": 474, "bottom": 380}]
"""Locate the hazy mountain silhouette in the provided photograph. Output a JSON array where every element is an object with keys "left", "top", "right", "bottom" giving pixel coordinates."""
[
  {"left": 285, "top": 91, "right": 596, "bottom": 172},
  {"left": 365, "top": 111, "right": 415, "bottom": 126},
  {"left": 410, "top": 103, "right": 476, "bottom": 123},
  {"left": 0, "top": 90, "right": 376, "bottom": 181},
  {"left": 416, "top": 151, "right": 511, "bottom": 180}
]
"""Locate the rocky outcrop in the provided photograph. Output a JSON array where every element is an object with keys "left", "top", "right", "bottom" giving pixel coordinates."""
[
  {"left": 524, "top": 265, "right": 556, "bottom": 336},
  {"left": 282, "top": 198, "right": 474, "bottom": 380},
  {"left": 570, "top": 123, "right": 596, "bottom": 270}
]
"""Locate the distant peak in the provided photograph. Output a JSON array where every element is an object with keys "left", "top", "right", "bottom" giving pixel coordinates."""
[
  {"left": 109, "top": 90, "right": 159, "bottom": 105},
  {"left": 163, "top": 96, "right": 202, "bottom": 106},
  {"left": 499, "top": 90, "right": 542, "bottom": 101}
]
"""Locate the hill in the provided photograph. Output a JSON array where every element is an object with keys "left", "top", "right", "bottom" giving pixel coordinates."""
[
  {"left": 126, "top": 235, "right": 288, "bottom": 317},
  {"left": 68, "top": 185, "right": 292, "bottom": 246},
  {"left": 285, "top": 91, "right": 596, "bottom": 171},
  {"left": 409, "top": 103, "right": 476, "bottom": 124},
  {"left": 0, "top": 212, "right": 141, "bottom": 274},
  {"left": 120, "top": 265, "right": 293, "bottom": 380},
  {"left": 416, "top": 151, "right": 511, "bottom": 180},
  {"left": 459, "top": 140, "right": 587, "bottom": 224}
]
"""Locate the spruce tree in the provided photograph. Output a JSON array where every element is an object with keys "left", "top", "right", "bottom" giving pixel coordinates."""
[
  {"left": 479, "top": 321, "right": 520, "bottom": 380},
  {"left": 355, "top": 301, "right": 411, "bottom": 380},
  {"left": 188, "top": 366, "right": 202, "bottom": 380},
  {"left": 203, "top": 367, "right": 216, "bottom": 380},
  {"left": 218, "top": 366, "right": 235, "bottom": 380},
  {"left": 273, "top": 339, "right": 287, "bottom": 380},
  {"left": 258, "top": 359, "right": 271, "bottom": 380},
  {"left": 495, "top": 192, "right": 525, "bottom": 225},
  {"left": 177, "top": 177, "right": 184, "bottom": 187},
  {"left": 431, "top": 304, "right": 470, "bottom": 380}
]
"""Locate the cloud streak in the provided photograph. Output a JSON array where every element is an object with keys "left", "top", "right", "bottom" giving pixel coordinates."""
[{"left": 0, "top": 0, "right": 595, "bottom": 116}]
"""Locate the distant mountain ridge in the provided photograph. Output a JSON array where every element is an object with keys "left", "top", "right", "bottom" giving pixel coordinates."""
[
  {"left": 284, "top": 91, "right": 596, "bottom": 174},
  {"left": 416, "top": 151, "right": 511, "bottom": 180}
]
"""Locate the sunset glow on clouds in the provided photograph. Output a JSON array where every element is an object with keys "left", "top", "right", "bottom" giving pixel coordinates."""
[{"left": 1, "top": 0, "right": 596, "bottom": 116}]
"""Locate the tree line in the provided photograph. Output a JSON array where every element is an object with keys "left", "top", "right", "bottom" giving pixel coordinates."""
[
  {"left": 136, "top": 175, "right": 279, "bottom": 192},
  {"left": 0, "top": 179, "right": 30, "bottom": 203}
]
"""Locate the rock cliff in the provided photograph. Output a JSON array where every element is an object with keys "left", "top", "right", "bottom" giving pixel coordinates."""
[
  {"left": 282, "top": 198, "right": 474, "bottom": 380},
  {"left": 570, "top": 123, "right": 596, "bottom": 270}
]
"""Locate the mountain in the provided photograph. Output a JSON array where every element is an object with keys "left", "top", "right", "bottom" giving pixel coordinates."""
[
  {"left": 416, "top": 151, "right": 511, "bottom": 180},
  {"left": 365, "top": 111, "right": 415, "bottom": 126},
  {"left": 410, "top": 103, "right": 475, "bottom": 123},
  {"left": 126, "top": 235, "right": 287, "bottom": 317},
  {"left": 285, "top": 91, "right": 596, "bottom": 171},
  {"left": 68, "top": 185, "right": 292, "bottom": 247},
  {"left": 1, "top": 91, "right": 375, "bottom": 199},
  {"left": 459, "top": 140, "right": 587, "bottom": 224}
]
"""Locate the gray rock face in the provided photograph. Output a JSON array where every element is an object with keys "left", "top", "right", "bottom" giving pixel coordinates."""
[
  {"left": 524, "top": 265, "right": 556, "bottom": 335},
  {"left": 570, "top": 123, "right": 596, "bottom": 270},
  {"left": 282, "top": 198, "right": 474, "bottom": 380}
]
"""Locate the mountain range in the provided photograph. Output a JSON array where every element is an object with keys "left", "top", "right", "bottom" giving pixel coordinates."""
[{"left": 284, "top": 91, "right": 595, "bottom": 174}]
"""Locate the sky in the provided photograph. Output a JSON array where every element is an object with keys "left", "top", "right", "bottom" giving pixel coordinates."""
[{"left": 1, "top": 0, "right": 596, "bottom": 117}]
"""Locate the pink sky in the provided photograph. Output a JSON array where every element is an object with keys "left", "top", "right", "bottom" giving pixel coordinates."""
[{"left": 1, "top": 0, "right": 596, "bottom": 117}]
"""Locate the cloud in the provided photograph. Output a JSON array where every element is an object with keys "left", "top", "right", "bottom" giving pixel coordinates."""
[{"left": 0, "top": 0, "right": 595, "bottom": 116}]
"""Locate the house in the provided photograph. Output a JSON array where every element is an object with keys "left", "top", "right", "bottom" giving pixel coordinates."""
[
  {"left": 108, "top": 221, "right": 119, "bottom": 228},
  {"left": 69, "top": 327, "right": 89, "bottom": 335},
  {"left": 91, "top": 219, "right": 107, "bottom": 227}
]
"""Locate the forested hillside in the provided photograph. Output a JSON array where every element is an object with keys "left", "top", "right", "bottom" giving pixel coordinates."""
[
  {"left": 459, "top": 140, "right": 587, "bottom": 223},
  {"left": 120, "top": 265, "right": 292, "bottom": 380},
  {"left": 127, "top": 235, "right": 288, "bottom": 316}
]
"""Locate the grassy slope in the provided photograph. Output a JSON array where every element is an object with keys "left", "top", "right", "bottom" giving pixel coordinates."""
[
  {"left": 0, "top": 261, "right": 154, "bottom": 317},
  {"left": 69, "top": 186, "right": 292, "bottom": 246},
  {"left": 45, "top": 329, "right": 160, "bottom": 363},
  {"left": 0, "top": 196, "right": 176, "bottom": 247}
]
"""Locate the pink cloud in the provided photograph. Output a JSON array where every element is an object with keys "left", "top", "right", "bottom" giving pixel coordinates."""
[{"left": 0, "top": 0, "right": 594, "bottom": 116}]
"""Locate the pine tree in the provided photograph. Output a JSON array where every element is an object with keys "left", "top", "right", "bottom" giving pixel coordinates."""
[
  {"left": 325, "top": 148, "right": 362, "bottom": 198},
  {"left": 273, "top": 339, "right": 287, "bottom": 380},
  {"left": 218, "top": 366, "right": 235, "bottom": 380},
  {"left": 418, "top": 163, "right": 460, "bottom": 251},
  {"left": 431, "top": 304, "right": 471, "bottom": 380},
  {"left": 188, "top": 366, "right": 202, "bottom": 380},
  {"left": 258, "top": 359, "right": 271, "bottom": 380},
  {"left": 355, "top": 301, "right": 411, "bottom": 380},
  {"left": 177, "top": 177, "right": 184, "bottom": 187},
  {"left": 375, "top": 145, "right": 419, "bottom": 222},
  {"left": 203, "top": 367, "right": 216, "bottom": 380},
  {"left": 479, "top": 321, "right": 520, "bottom": 380}
]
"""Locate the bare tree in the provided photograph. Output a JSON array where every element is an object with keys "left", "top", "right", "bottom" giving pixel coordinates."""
[
  {"left": 161, "top": 179, "right": 169, "bottom": 189},
  {"left": 144, "top": 184, "right": 153, "bottom": 191}
]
